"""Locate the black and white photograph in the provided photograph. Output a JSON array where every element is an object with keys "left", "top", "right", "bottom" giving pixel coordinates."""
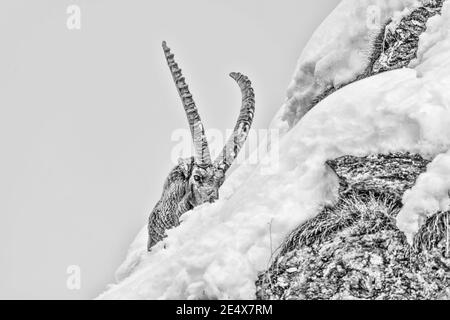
[{"left": 2, "top": 0, "right": 450, "bottom": 309}]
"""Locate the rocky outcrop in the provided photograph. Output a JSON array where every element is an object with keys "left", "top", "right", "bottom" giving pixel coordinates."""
[{"left": 256, "top": 153, "right": 450, "bottom": 300}]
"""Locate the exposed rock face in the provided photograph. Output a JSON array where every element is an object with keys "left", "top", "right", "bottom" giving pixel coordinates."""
[
  {"left": 414, "top": 211, "right": 450, "bottom": 255},
  {"left": 256, "top": 153, "right": 450, "bottom": 300},
  {"left": 326, "top": 153, "right": 430, "bottom": 201},
  {"left": 372, "top": 0, "right": 444, "bottom": 73}
]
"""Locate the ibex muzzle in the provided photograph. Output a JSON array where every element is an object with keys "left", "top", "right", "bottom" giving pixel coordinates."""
[{"left": 147, "top": 42, "right": 255, "bottom": 251}]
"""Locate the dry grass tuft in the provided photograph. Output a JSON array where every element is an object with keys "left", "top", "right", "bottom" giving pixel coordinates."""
[
  {"left": 413, "top": 211, "right": 450, "bottom": 257},
  {"left": 280, "top": 192, "right": 399, "bottom": 255}
]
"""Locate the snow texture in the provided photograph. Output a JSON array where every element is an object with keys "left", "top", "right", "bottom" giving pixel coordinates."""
[{"left": 98, "top": 0, "right": 450, "bottom": 299}]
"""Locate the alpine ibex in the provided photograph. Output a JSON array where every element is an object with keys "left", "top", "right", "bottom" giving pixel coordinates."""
[{"left": 147, "top": 42, "right": 255, "bottom": 251}]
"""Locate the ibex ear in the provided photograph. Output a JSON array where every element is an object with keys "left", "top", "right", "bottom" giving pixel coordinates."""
[{"left": 177, "top": 158, "right": 192, "bottom": 178}]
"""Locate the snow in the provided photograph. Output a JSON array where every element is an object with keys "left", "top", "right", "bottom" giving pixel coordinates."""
[
  {"left": 98, "top": 0, "right": 450, "bottom": 299},
  {"left": 270, "top": 0, "right": 419, "bottom": 131},
  {"left": 396, "top": 0, "right": 450, "bottom": 241},
  {"left": 397, "top": 150, "right": 450, "bottom": 243}
]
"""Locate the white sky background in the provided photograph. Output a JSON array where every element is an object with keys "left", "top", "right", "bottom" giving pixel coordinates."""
[{"left": 0, "top": 0, "right": 339, "bottom": 299}]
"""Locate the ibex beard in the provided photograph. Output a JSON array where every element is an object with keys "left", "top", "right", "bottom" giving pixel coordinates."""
[{"left": 147, "top": 41, "right": 255, "bottom": 251}]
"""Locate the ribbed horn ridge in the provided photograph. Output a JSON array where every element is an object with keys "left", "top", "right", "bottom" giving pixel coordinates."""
[
  {"left": 215, "top": 72, "right": 255, "bottom": 173},
  {"left": 162, "top": 41, "right": 211, "bottom": 166}
]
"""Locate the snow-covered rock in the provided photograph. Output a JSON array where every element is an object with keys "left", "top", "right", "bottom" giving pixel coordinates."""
[
  {"left": 256, "top": 153, "right": 450, "bottom": 300},
  {"left": 98, "top": 0, "right": 450, "bottom": 299},
  {"left": 270, "top": 0, "right": 423, "bottom": 131}
]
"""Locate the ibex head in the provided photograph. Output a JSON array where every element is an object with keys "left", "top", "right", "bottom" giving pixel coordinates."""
[
  {"left": 162, "top": 41, "right": 255, "bottom": 206},
  {"left": 177, "top": 158, "right": 224, "bottom": 205}
]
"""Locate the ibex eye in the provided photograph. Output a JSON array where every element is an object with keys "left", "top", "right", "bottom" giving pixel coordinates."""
[{"left": 193, "top": 175, "right": 201, "bottom": 182}]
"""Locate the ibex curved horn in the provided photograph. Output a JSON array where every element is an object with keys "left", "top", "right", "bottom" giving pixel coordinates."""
[
  {"left": 162, "top": 42, "right": 255, "bottom": 172},
  {"left": 162, "top": 41, "right": 212, "bottom": 166},
  {"left": 214, "top": 72, "right": 255, "bottom": 173}
]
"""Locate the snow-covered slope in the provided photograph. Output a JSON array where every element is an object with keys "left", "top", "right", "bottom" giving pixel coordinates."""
[
  {"left": 98, "top": 0, "right": 450, "bottom": 299},
  {"left": 271, "top": 0, "right": 421, "bottom": 132}
]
